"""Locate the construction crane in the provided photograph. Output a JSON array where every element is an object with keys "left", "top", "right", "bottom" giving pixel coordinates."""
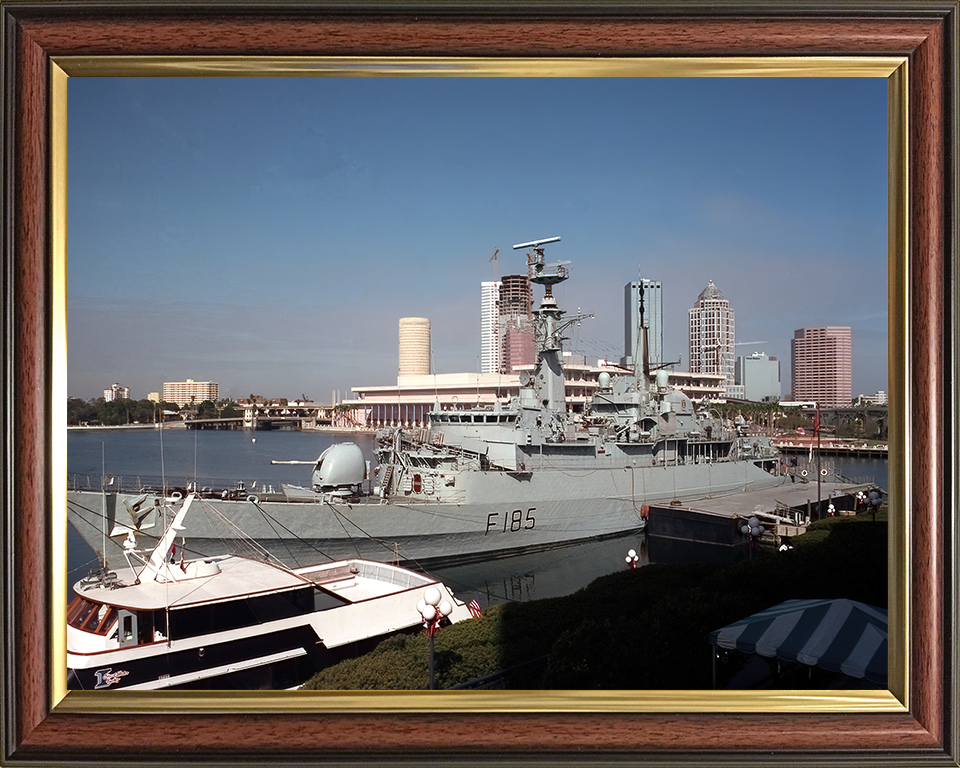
[{"left": 735, "top": 341, "right": 767, "bottom": 346}]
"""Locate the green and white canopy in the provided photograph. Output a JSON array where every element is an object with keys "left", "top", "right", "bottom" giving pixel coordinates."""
[{"left": 708, "top": 598, "right": 887, "bottom": 686}]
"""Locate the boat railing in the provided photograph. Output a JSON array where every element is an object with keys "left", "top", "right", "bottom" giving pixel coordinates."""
[
  {"left": 68, "top": 473, "right": 284, "bottom": 499},
  {"left": 299, "top": 560, "right": 432, "bottom": 591},
  {"left": 356, "top": 561, "right": 433, "bottom": 589},
  {"left": 69, "top": 473, "right": 150, "bottom": 493}
]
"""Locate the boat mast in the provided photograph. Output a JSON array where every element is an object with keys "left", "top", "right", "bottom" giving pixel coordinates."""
[{"left": 143, "top": 494, "right": 195, "bottom": 582}]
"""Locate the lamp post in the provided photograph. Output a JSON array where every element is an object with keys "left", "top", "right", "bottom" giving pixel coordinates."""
[
  {"left": 739, "top": 516, "right": 765, "bottom": 560},
  {"left": 417, "top": 586, "right": 452, "bottom": 690},
  {"left": 625, "top": 549, "right": 639, "bottom": 569}
]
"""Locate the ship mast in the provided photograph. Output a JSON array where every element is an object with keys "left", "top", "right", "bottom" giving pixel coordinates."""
[
  {"left": 513, "top": 237, "right": 591, "bottom": 416},
  {"left": 634, "top": 274, "right": 651, "bottom": 384}
]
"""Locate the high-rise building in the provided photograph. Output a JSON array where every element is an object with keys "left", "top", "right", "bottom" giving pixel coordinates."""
[
  {"left": 479, "top": 282, "right": 500, "bottom": 374},
  {"left": 480, "top": 275, "right": 535, "bottom": 374},
  {"left": 162, "top": 379, "right": 219, "bottom": 408},
  {"left": 791, "top": 327, "right": 852, "bottom": 407},
  {"left": 621, "top": 279, "right": 663, "bottom": 369},
  {"left": 735, "top": 352, "right": 781, "bottom": 402},
  {"left": 498, "top": 274, "right": 534, "bottom": 374},
  {"left": 103, "top": 383, "right": 130, "bottom": 402},
  {"left": 688, "top": 280, "right": 736, "bottom": 394},
  {"left": 398, "top": 317, "right": 431, "bottom": 376}
]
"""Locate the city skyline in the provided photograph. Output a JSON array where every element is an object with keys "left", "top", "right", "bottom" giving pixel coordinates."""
[{"left": 68, "top": 76, "right": 887, "bottom": 403}]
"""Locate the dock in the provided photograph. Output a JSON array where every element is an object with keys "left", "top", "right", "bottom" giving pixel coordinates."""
[
  {"left": 646, "top": 479, "right": 880, "bottom": 554},
  {"left": 773, "top": 440, "right": 888, "bottom": 458}
]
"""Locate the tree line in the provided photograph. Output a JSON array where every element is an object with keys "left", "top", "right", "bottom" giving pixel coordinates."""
[
  {"left": 710, "top": 401, "right": 888, "bottom": 441},
  {"left": 66, "top": 397, "right": 241, "bottom": 426}
]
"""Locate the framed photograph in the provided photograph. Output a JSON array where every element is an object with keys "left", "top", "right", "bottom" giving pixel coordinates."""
[{"left": 2, "top": 3, "right": 956, "bottom": 766}]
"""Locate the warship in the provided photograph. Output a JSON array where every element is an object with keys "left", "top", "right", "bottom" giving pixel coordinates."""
[{"left": 68, "top": 238, "right": 816, "bottom": 568}]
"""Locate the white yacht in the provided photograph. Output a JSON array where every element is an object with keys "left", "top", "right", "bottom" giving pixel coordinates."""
[{"left": 67, "top": 494, "right": 472, "bottom": 690}]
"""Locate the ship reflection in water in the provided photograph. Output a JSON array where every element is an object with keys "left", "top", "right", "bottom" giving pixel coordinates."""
[
  {"left": 427, "top": 528, "right": 757, "bottom": 609},
  {"left": 427, "top": 533, "right": 651, "bottom": 607}
]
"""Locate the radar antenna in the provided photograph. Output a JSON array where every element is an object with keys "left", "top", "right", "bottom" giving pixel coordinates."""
[{"left": 513, "top": 236, "right": 568, "bottom": 296}]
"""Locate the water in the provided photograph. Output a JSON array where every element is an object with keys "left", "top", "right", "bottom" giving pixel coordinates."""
[
  {"left": 67, "top": 426, "right": 374, "bottom": 493},
  {"left": 66, "top": 425, "right": 371, "bottom": 585},
  {"left": 65, "top": 427, "right": 888, "bottom": 608},
  {"left": 828, "top": 455, "right": 888, "bottom": 491}
]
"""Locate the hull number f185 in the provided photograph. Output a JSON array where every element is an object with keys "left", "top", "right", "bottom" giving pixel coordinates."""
[{"left": 485, "top": 508, "right": 536, "bottom": 535}]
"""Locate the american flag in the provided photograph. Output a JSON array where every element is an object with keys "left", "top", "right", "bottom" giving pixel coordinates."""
[{"left": 467, "top": 599, "right": 482, "bottom": 618}]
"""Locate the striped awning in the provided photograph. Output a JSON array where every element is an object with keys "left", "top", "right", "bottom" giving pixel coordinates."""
[{"left": 708, "top": 598, "right": 887, "bottom": 686}]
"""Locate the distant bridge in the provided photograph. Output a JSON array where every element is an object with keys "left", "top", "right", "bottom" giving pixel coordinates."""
[
  {"left": 182, "top": 401, "right": 342, "bottom": 430},
  {"left": 240, "top": 401, "right": 337, "bottom": 429},
  {"left": 183, "top": 417, "right": 247, "bottom": 429}
]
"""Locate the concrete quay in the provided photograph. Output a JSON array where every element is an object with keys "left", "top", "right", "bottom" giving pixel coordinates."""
[{"left": 772, "top": 439, "right": 887, "bottom": 457}]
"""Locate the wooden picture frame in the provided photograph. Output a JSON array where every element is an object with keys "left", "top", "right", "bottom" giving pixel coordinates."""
[{"left": 2, "top": 3, "right": 956, "bottom": 765}]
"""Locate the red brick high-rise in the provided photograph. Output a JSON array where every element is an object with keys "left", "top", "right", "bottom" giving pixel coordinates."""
[{"left": 790, "top": 326, "right": 852, "bottom": 407}]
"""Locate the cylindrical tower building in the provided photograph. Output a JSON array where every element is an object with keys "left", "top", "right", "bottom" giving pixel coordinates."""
[{"left": 399, "top": 317, "right": 431, "bottom": 376}]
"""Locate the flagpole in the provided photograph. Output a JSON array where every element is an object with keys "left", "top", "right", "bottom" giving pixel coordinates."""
[{"left": 816, "top": 405, "right": 821, "bottom": 520}]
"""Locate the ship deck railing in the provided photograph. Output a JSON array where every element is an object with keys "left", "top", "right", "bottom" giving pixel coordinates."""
[{"left": 68, "top": 474, "right": 285, "bottom": 499}]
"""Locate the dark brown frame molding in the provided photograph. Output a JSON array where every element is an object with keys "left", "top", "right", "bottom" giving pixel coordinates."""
[{"left": 2, "top": 3, "right": 957, "bottom": 766}]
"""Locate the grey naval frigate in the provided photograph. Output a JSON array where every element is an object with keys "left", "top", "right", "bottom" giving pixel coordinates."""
[{"left": 68, "top": 237, "right": 850, "bottom": 569}]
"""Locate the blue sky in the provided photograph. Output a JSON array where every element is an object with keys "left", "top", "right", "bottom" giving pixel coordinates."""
[{"left": 68, "top": 76, "right": 888, "bottom": 403}]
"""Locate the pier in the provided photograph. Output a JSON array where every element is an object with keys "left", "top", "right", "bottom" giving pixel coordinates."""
[
  {"left": 645, "top": 479, "right": 881, "bottom": 558},
  {"left": 772, "top": 440, "right": 888, "bottom": 458}
]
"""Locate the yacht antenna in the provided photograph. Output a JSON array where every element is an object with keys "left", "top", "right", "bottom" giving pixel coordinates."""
[
  {"left": 159, "top": 416, "right": 166, "bottom": 497},
  {"left": 101, "top": 442, "right": 107, "bottom": 567}
]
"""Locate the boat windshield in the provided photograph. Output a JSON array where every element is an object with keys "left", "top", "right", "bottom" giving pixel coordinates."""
[{"left": 67, "top": 595, "right": 118, "bottom": 635}]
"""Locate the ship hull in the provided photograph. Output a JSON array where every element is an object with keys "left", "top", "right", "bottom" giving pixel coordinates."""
[{"left": 68, "top": 460, "right": 787, "bottom": 568}]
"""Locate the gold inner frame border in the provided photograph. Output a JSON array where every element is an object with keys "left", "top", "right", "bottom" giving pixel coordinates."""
[{"left": 49, "top": 55, "right": 909, "bottom": 716}]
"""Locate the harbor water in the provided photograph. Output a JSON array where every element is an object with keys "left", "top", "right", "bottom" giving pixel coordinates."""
[{"left": 66, "top": 426, "right": 888, "bottom": 608}]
